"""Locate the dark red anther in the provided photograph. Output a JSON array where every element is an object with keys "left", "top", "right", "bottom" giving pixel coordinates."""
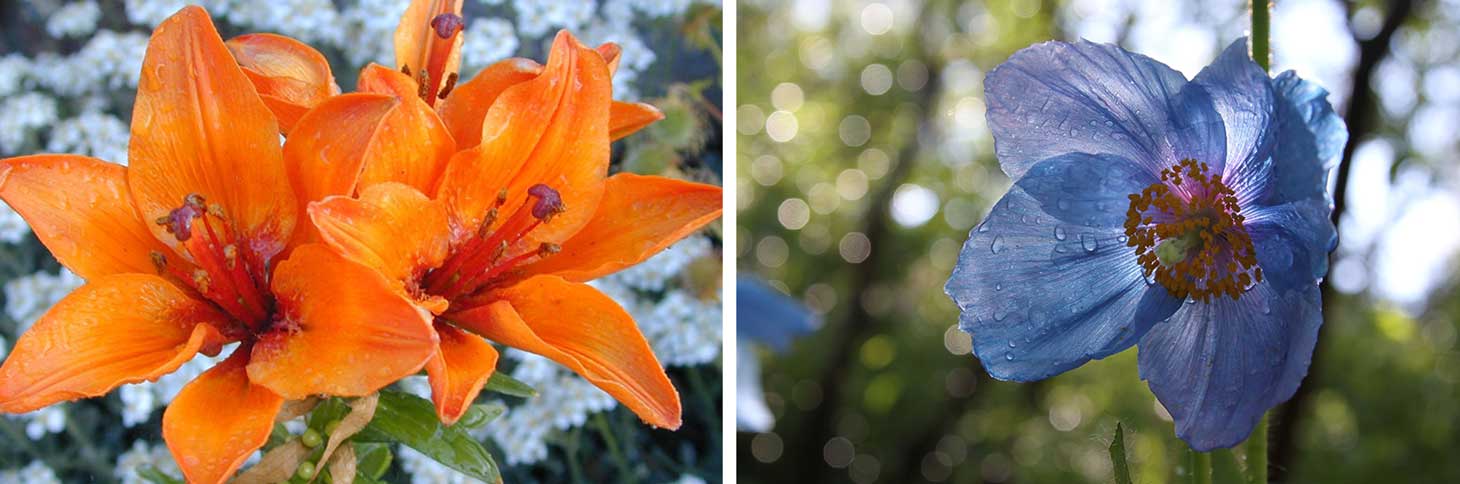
[
  {"left": 527, "top": 184, "right": 565, "bottom": 221},
  {"left": 431, "top": 13, "right": 465, "bottom": 39}
]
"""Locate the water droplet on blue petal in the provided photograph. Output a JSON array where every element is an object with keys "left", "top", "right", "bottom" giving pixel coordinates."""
[{"left": 1054, "top": 226, "right": 1067, "bottom": 240}]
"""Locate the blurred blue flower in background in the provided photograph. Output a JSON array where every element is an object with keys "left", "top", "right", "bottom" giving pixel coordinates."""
[
  {"left": 945, "top": 38, "right": 1346, "bottom": 450},
  {"left": 736, "top": 276, "right": 818, "bottom": 432}
]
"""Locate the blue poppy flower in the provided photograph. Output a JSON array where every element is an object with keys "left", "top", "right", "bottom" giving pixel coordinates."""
[
  {"left": 736, "top": 276, "right": 819, "bottom": 432},
  {"left": 944, "top": 38, "right": 1346, "bottom": 451}
]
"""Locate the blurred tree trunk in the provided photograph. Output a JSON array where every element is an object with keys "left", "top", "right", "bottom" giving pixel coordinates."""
[{"left": 1269, "top": 0, "right": 1420, "bottom": 481}]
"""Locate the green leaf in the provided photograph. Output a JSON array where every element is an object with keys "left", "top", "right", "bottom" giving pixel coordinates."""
[
  {"left": 138, "top": 466, "right": 183, "bottom": 484},
  {"left": 355, "top": 442, "right": 393, "bottom": 480},
  {"left": 355, "top": 390, "right": 501, "bottom": 483},
  {"left": 1109, "top": 423, "right": 1133, "bottom": 484},
  {"left": 309, "top": 397, "right": 352, "bottom": 432},
  {"left": 483, "top": 372, "right": 537, "bottom": 398},
  {"left": 456, "top": 402, "right": 507, "bottom": 430}
]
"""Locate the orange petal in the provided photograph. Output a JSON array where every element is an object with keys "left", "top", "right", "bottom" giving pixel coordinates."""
[
  {"left": 425, "top": 323, "right": 499, "bottom": 425},
  {"left": 281, "top": 93, "right": 400, "bottom": 246},
  {"left": 0, "top": 155, "right": 191, "bottom": 279},
  {"left": 358, "top": 63, "right": 420, "bottom": 100},
  {"left": 226, "top": 33, "right": 339, "bottom": 133},
  {"left": 249, "top": 244, "right": 437, "bottom": 399},
  {"left": 448, "top": 275, "right": 681, "bottom": 429},
  {"left": 0, "top": 274, "right": 229, "bottom": 413},
  {"left": 596, "top": 42, "right": 622, "bottom": 76},
  {"left": 522, "top": 173, "right": 722, "bottom": 282},
  {"left": 163, "top": 349, "right": 283, "bottom": 484},
  {"left": 127, "top": 6, "right": 296, "bottom": 263},
  {"left": 356, "top": 90, "right": 457, "bottom": 194},
  {"left": 436, "top": 31, "right": 611, "bottom": 246},
  {"left": 393, "top": 0, "right": 465, "bottom": 105},
  {"left": 610, "top": 101, "right": 665, "bottom": 142},
  {"left": 435, "top": 57, "right": 541, "bottom": 149},
  {"left": 308, "top": 183, "right": 452, "bottom": 287}
]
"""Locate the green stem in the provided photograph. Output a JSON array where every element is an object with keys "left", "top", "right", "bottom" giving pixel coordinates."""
[
  {"left": 1250, "top": 0, "right": 1271, "bottom": 71},
  {"left": 592, "top": 413, "right": 632, "bottom": 484},
  {"left": 1246, "top": 414, "right": 1269, "bottom": 484},
  {"left": 1190, "top": 448, "right": 1212, "bottom": 484}
]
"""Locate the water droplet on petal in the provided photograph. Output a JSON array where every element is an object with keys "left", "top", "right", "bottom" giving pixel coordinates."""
[
  {"left": 990, "top": 235, "right": 1005, "bottom": 254},
  {"left": 1080, "top": 234, "right": 1097, "bottom": 252},
  {"left": 1004, "top": 353, "right": 1015, "bottom": 361},
  {"left": 1054, "top": 226, "right": 1067, "bottom": 240}
]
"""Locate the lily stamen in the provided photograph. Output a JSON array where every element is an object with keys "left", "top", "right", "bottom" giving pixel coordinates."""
[
  {"left": 156, "top": 193, "right": 272, "bottom": 328},
  {"left": 424, "top": 184, "right": 568, "bottom": 298}
]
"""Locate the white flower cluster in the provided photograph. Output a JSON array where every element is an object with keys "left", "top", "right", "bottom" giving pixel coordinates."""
[
  {"left": 114, "top": 440, "right": 181, "bottom": 484},
  {"left": 33, "top": 30, "right": 150, "bottom": 97},
  {"left": 0, "top": 93, "right": 59, "bottom": 155},
  {"left": 460, "top": 17, "right": 520, "bottom": 74},
  {"left": 46, "top": 1, "right": 102, "bottom": 39},
  {"left": 486, "top": 350, "right": 618, "bottom": 465},
  {"left": 46, "top": 112, "right": 131, "bottom": 164},
  {"left": 0, "top": 203, "right": 28, "bottom": 244},
  {"left": 3, "top": 269, "right": 83, "bottom": 335},
  {"left": 13, "top": 406, "right": 67, "bottom": 440},
  {"left": 0, "top": 461, "right": 61, "bottom": 484}
]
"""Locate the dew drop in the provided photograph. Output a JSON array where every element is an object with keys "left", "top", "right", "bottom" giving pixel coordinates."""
[
  {"left": 1053, "top": 226, "right": 1067, "bottom": 240},
  {"left": 990, "top": 235, "right": 1006, "bottom": 254},
  {"left": 1007, "top": 340, "right": 1017, "bottom": 348},
  {"left": 1004, "top": 353, "right": 1015, "bottom": 361},
  {"left": 1079, "top": 234, "right": 1097, "bottom": 252},
  {"left": 995, "top": 283, "right": 1003, "bottom": 291}
]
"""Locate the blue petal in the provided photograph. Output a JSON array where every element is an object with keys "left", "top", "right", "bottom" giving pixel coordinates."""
[
  {"left": 735, "top": 341, "right": 775, "bottom": 432},
  {"left": 1228, "top": 70, "right": 1347, "bottom": 209},
  {"left": 984, "top": 40, "right": 1211, "bottom": 180},
  {"left": 737, "top": 276, "right": 819, "bottom": 352},
  {"left": 945, "top": 153, "right": 1183, "bottom": 381},
  {"left": 1193, "top": 38, "right": 1277, "bottom": 176},
  {"left": 1137, "top": 281, "right": 1322, "bottom": 451},
  {"left": 1245, "top": 197, "right": 1336, "bottom": 292}
]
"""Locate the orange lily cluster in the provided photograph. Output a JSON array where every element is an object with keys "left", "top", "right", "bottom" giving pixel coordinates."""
[{"left": 0, "top": 2, "right": 722, "bottom": 483}]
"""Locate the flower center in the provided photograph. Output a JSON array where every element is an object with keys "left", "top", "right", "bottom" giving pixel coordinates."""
[
  {"left": 422, "top": 184, "right": 566, "bottom": 299},
  {"left": 1123, "top": 159, "right": 1261, "bottom": 302},
  {"left": 152, "top": 194, "right": 272, "bottom": 334}
]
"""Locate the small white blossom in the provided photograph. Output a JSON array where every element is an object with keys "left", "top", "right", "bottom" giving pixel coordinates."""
[
  {"left": 115, "top": 440, "right": 181, "bottom": 484},
  {"left": 461, "top": 18, "right": 519, "bottom": 76},
  {"left": 46, "top": 1, "right": 103, "bottom": 39},
  {"left": 485, "top": 351, "right": 616, "bottom": 465},
  {"left": 0, "top": 93, "right": 59, "bottom": 155},
  {"left": 124, "top": 0, "right": 189, "bottom": 27},
  {"left": 4, "top": 269, "right": 83, "bottom": 334},
  {"left": 664, "top": 474, "right": 709, "bottom": 484},
  {"left": 46, "top": 112, "right": 131, "bottom": 164},
  {"left": 118, "top": 384, "right": 158, "bottom": 427},
  {"left": 0, "top": 203, "right": 28, "bottom": 244},
  {"left": 16, "top": 406, "right": 67, "bottom": 440},
  {"left": 0, "top": 54, "right": 30, "bottom": 98},
  {"left": 0, "top": 461, "right": 61, "bottom": 484}
]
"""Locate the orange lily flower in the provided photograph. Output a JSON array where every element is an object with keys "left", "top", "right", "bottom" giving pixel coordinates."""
[
  {"left": 0, "top": 7, "right": 439, "bottom": 484},
  {"left": 223, "top": 1, "right": 724, "bottom": 429},
  {"left": 229, "top": 0, "right": 666, "bottom": 145}
]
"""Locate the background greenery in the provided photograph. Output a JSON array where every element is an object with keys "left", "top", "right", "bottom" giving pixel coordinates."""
[{"left": 735, "top": 0, "right": 1460, "bottom": 482}]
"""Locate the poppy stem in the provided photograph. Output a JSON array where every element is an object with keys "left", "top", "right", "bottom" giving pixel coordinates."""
[
  {"left": 1190, "top": 448, "right": 1212, "bottom": 484},
  {"left": 1246, "top": 413, "right": 1269, "bottom": 483},
  {"left": 1250, "top": 0, "right": 1271, "bottom": 72}
]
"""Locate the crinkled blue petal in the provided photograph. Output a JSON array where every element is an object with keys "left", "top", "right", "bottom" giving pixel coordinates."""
[
  {"left": 1244, "top": 197, "right": 1336, "bottom": 292},
  {"left": 1137, "top": 281, "right": 1322, "bottom": 451},
  {"left": 737, "top": 276, "right": 819, "bottom": 353},
  {"left": 984, "top": 40, "right": 1212, "bottom": 180},
  {"left": 1230, "top": 70, "right": 1348, "bottom": 209},
  {"left": 1168, "top": 80, "right": 1228, "bottom": 171},
  {"left": 946, "top": 153, "right": 1183, "bottom": 381},
  {"left": 1193, "top": 38, "right": 1276, "bottom": 177}
]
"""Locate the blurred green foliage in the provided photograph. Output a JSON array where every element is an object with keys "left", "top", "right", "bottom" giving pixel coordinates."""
[{"left": 735, "top": 0, "right": 1460, "bottom": 482}]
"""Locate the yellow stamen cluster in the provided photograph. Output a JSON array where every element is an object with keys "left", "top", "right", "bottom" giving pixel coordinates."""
[{"left": 1123, "top": 159, "right": 1261, "bottom": 301}]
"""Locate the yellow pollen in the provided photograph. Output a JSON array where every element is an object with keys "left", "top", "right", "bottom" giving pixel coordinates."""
[{"left": 1124, "top": 159, "right": 1261, "bottom": 302}]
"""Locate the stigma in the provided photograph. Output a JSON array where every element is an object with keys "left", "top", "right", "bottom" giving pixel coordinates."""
[
  {"left": 423, "top": 184, "right": 567, "bottom": 299},
  {"left": 1123, "top": 159, "right": 1261, "bottom": 302}
]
